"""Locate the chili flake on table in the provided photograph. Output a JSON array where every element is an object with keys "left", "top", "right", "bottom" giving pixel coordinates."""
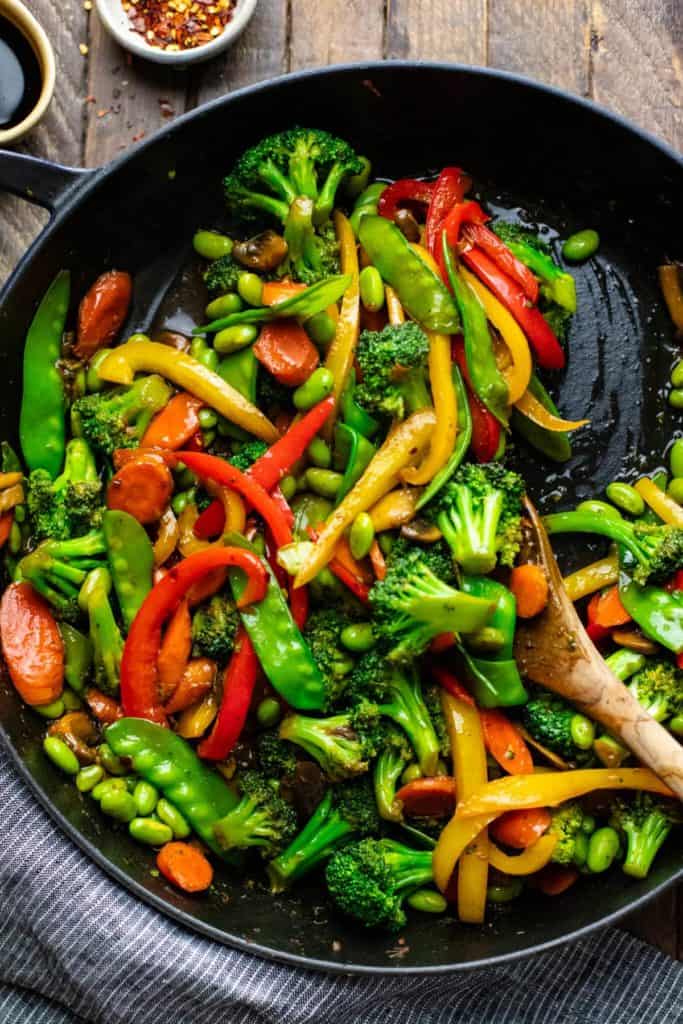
[{"left": 122, "top": 0, "right": 236, "bottom": 51}]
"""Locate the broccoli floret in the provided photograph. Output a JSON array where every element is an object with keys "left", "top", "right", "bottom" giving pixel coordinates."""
[
  {"left": 368, "top": 544, "right": 494, "bottom": 663},
  {"left": 541, "top": 302, "right": 573, "bottom": 345},
  {"left": 16, "top": 531, "right": 106, "bottom": 622},
  {"left": 302, "top": 608, "right": 357, "bottom": 709},
  {"left": 27, "top": 439, "right": 102, "bottom": 541},
  {"left": 610, "top": 793, "right": 681, "bottom": 878},
  {"left": 373, "top": 725, "right": 414, "bottom": 822},
  {"left": 279, "top": 702, "right": 382, "bottom": 781},
  {"left": 255, "top": 729, "right": 298, "bottom": 778},
  {"left": 354, "top": 322, "right": 431, "bottom": 421},
  {"left": 544, "top": 510, "right": 683, "bottom": 587},
  {"left": 203, "top": 252, "right": 243, "bottom": 294},
  {"left": 191, "top": 593, "right": 239, "bottom": 662},
  {"left": 282, "top": 198, "right": 340, "bottom": 285},
  {"left": 228, "top": 438, "right": 269, "bottom": 472},
  {"left": 78, "top": 567, "right": 124, "bottom": 694},
  {"left": 257, "top": 367, "right": 290, "bottom": 411},
  {"left": 73, "top": 375, "right": 173, "bottom": 458},
  {"left": 522, "top": 691, "right": 595, "bottom": 762},
  {"left": 492, "top": 222, "right": 576, "bottom": 312},
  {"left": 325, "top": 838, "right": 433, "bottom": 931},
  {"left": 429, "top": 462, "right": 525, "bottom": 575},
  {"left": 212, "top": 770, "right": 297, "bottom": 857},
  {"left": 267, "top": 776, "right": 379, "bottom": 892},
  {"left": 628, "top": 660, "right": 682, "bottom": 724},
  {"left": 424, "top": 683, "right": 451, "bottom": 760},
  {"left": 548, "top": 802, "right": 594, "bottom": 866}
]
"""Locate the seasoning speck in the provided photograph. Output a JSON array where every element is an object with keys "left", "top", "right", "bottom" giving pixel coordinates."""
[
  {"left": 122, "top": 0, "right": 236, "bottom": 50},
  {"left": 79, "top": 43, "right": 89, "bottom": 55}
]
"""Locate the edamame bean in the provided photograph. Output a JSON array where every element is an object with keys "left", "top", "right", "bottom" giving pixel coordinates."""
[
  {"left": 98, "top": 742, "right": 128, "bottom": 776},
  {"left": 43, "top": 736, "right": 79, "bottom": 776},
  {"left": 129, "top": 817, "right": 173, "bottom": 846},
  {"left": 171, "top": 488, "right": 196, "bottom": 516},
  {"left": 667, "top": 478, "right": 683, "bottom": 505},
  {"left": 62, "top": 689, "right": 82, "bottom": 711},
  {"left": 305, "top": 311, "right": 337, "bottom": 347},
  {"left": 671, "top": 361, "right": 683, "bottom": 389},
  {"left": 581, "top": 815, "right": 596, "bottom": 835},
  {"left": 401, "top": 763, "right": 422, "bottom": 786},
  {"left": 202, "top": 429, "right": 216, "bottom": 447},
  {"left": 307, "top": 436, "right": 332, "bottom": 468},
  {"left": 306, "top": 468, "right": 342, "bottom": 499},
  {"left": 340, "top": 622, "right": 375, "bottom": 653},
  {"left": 198, "top": 408, "right": 218, "bottom": 430},
  {"left": 605, "top": 482, "right": 644, "bottom": 517},
  {"left": 280, "top": 475, "right": 297, "bottom": 502},
  {"left": 562, "top": 229, "right": 599, "bottom": 262},
  {"left": 576, "top": 499, "right": 622, "bottom": 521},
  {"left": 486, "top": 880, "right": 523, "bottom": 903},
  {"left": 34, "top": 698, "right": 65, "bottom": 719},
  {"left": 406, "top": 889, "right": 448, "bottom": 914},
  {"left": 669, "top": 439, "right": 683, "bottom": 479},
  {"left": 100, "top": 789, "right": 138, "bottom": 823},
  {"left": 349, "top": 512, "right": 375, "bottom": 560},
  {"left": 237, "top": 272, "right": 263, "bottom": 307},
  {"left": 378, "top": 533, "right": 394, "bottom": 556},
  {"left": 86, "top": 348, "right": 114, "bottom": 393},
  {"left": 205, "top": 292, "right": 242, "bottom": 320},
  {"left": 214, "top": 323, "right": 259, "bottom": 355},
  {"left": 156, "top": 798, "right": 191, "bottom": 839},
  {"left": 14, "top": 504, "right": 25, "bottom": 523},
  {"left": 668, "top": 713, "right": 683, "bottom": 735},
  {"left": 359, "top": 265, "right": 385, "bottom": 313},
  {"left": 76, "top": 764, "right": 104, "bottom": 793},
  {"left": 256, "top": 697, "right": 281, "bottom": 729},
  {"left": 293, "top": 368, "right": 334, "bottom": 411},
  {"left": 586, "top": 826, "right": 620, "bottom": 873},
  {"left": 193, "top": 229, "right": 233, "bottom": 261},
  {"left": 9, "top": 521, "right": 22, "bottom": 554},
  {"left": 190, "top": 337, "right": 219, "bottom": 372},
  {"left": 133, "top": 780, "right": 159, "bottom": 817},
  {"left": 573, "top": 831, "right": 589, "bottom": 869},
  {"left": 570, "top": 714, "right": 595, "bottom": 750},
  {"left": 669, "top": 388, "right": 683, "bottom": 410},
  {"left": 92, "top": 777, "right": 126, "bottom": 801}
]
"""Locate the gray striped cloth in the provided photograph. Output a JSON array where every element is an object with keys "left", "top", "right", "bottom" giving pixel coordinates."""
[{"left": 0, "top": 744, "right": 681, "bottom": 1024}]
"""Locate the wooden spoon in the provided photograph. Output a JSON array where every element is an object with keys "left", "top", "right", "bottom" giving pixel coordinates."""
[{"left": 513, "top": 498, "right": 683, "bottom": 800}]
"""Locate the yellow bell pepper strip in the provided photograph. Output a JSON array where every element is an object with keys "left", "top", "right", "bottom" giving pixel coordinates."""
[
  {"left": 514, "top": 389, "right": 589, "bottom": 432},
  {"left": 563, "top": 553, "right": 619, "bottom": 602},
  {"left": 153, "top": 507, "right": 179, "bottom": 567},
  {"left": 323, "top": 212, "right": 360, "bottom": 441},
  {"left": 368, "top": 487, "right": 422, "bottom": 532},
  {"left": 98, "top": 340, "right": 279, "bottom": 444},
  {"left": 634, "top": 477, "right": 683, "bottom": 526},
  {"left": 461, "top": 267, "right": 532, "bottom": 404},
  {"left": 488, "top": 835, "right": 557, "bottom": 875},
  {"left": 293, "top": 408, "right": 436, "bottom": 588},
  {"left": 456, "top": 767, "right": 674, "bottom": 820},
  {"left": 433, "top": 812, "right": 498, "bottom": 892},
  {"left": 440, "top": 690, "right": 489, "bottom": 924},
  {"left": 385, "top": 285, "right": 405, "bottom": 326}
]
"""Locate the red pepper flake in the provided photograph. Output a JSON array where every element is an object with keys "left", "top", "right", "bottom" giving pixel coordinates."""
[{"left": 122, "top": 0, "right": 236, "bottom": 51}]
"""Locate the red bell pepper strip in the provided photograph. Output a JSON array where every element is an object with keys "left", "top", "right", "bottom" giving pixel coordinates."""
[
  {"left": 424, "top": 167, "right": 471, "bottom": 259},
  {"left": 441, "top": 200, "right": 489, "bottom": 250},
  {"left": 378, "top": 178, "right": 435, "bottom": 220},
  {"left": 452, "top": 338, "right": 501, "bottom": 463},
  {"left": 462, "top": 247, "right": 565, "bottom": 370},
  {"left": 121, "top": 547, "right": 267, "bottom": 724},
  {"left": 306, "top": 526, "right": 370, "bottom": 604},
  {"left": 193, "top": 500, "right": 225, "bottom": 540},
  {"left": 248, "top": 396, "right": 336, "bottom": 492},
  {"left": 463, "top": 223, "right": 539, "bottom": 303},
  {"left": 197, "top": 627, "right": 259, "bottom": 761},
  {"left": 270, "top": 485, "right": 295, "bottom": 530},
  {"left": 289, "top": 583, "right": 309, "bottom": 630}
]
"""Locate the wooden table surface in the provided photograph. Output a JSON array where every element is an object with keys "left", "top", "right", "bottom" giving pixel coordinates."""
[{"left": 1, "top": 0, "right": 681, "bottom": 958}]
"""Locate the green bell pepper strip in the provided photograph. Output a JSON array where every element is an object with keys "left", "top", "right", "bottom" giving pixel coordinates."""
[
  {"left": 416, "top": 366, "right": 472, "bottom": 510},
  {"left": 333, "top": 423, "right": 377, "bottom": 503},
  {"left": 216, "top": 348, "right": 258, "bottom": 442},
  {"left": 341, "top": 370, "right": 379, "bottom": 438},
  {"left": 102, "top": 510, "right": 154, "bottom": 631},
  {"left": 511, "top": 373, "right": 572, "bottom": 463},
  {"left": 58, "top": 622, "right": 93, "bottom": 693},
  {"left": 226, "top": 533, "right": 327, "bottom": 711},
  {"left": 442, "top": 237, "right": 509, "bottom": 426},
  {"left": 195, "top": 275, "right": 352, "bottom": 335},
  {"left": 105, "top": 718, "right": 239, "bottom": 859},
  {"left": 358, "top": 216, "right": 461, "bottom": 333},
  {"left": 20, "top": 270, "right": 70, "bottom": 478},
  {"left": 618, "top": 550, "right": 683, "bottom": 654},
  {"left": 458, "top": 576, "right": 528, "bottom": 707},
  {"left": 492, "top": 226, "right": 576, "bottom": 312}
]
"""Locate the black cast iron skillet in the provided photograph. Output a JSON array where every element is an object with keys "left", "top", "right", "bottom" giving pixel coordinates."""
[{"left": 0, "top": 63, "right": 681, "bottom": 974}]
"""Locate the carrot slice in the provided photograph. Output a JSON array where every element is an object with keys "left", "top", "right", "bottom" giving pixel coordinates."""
[
  {"left": 395, "top": 776, "right": 457, "bottom": 817},
  {"left": 165, "top": 658, "right": 216, "bottom": 715},
  {"left": 480, "top": 709, "right": 534, "bottom": 775},
  {"left": 84, "top": 687, "right": 123, "bottom": 725},
  {"left": 253, "top": 322, "right": 319, "bottom": 387},
  {"left": 490, "top": 808, "right": 552, "bottom": 849},
  {"left": 157, "top": 841, "right": 213, "bottom": 893},
  {"left": 141, "top": 392, "right": 203, "bottom": 450},
  {"left": 535, "top": 863, "right": 579, "bottom": 896},
  {"left": 509, "top": 563, "right": 549, "bottom": 618},
  {"left": 261, "top": 281, "right": 307, "bottom": 305},
  {"left": 0, "top": 511, "right": 13, "bottom": 548},
  {"left": 106, "top": 454, "right": 174, "bottom": 524},
  {"left": 0, "top": 582, "right": 64, "bottom": 706},
  {"left": 589, "top": 585, "right": 631, "bottom": 629},
  {"left": 368, "top": 539, "right": 387, "bottom": 581},
  {"left": 157, "top": 598, "right": 192, "bottom": 701}
]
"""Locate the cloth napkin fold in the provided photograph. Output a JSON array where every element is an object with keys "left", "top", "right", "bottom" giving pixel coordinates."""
[{"left": 0, "top": 743, "right": 680, "bottom": 1024}]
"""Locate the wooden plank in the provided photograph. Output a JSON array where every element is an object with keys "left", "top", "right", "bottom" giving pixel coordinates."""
[
  {"left": 289, "top": 0, "right": 384, "bottom": 68},
  {"left": 488, "top": 0, "right": 591, "bottom": 94},
  {"left": 591, "top": 0, "right": 682, "bottom": 150},
  {"left": 0, "top": 0, "right": 88, "bottom": 285},
  {"left": 386, "top": 0, "right": 487, "bottom": 65},
  {"left": 84, "top": 16, "right": 189, "bottom": 167}
]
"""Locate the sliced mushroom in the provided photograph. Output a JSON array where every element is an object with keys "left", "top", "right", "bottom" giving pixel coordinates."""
[
  {"left": 394, "top": 208, "right": 421, "bottom": 242},
  {"left": 48, "top": 711, "right": 99, "bottom": 765},
  {"left": 233, "top": 230, "right": 288, "bottom": 272},
  {"left": 400, "top": 518, "right": 442, "bottom": 543}
]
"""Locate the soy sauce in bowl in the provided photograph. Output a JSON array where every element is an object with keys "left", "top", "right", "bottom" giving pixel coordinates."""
[{"left": 0, "top": 14, "right": 41, "bottom": 130}]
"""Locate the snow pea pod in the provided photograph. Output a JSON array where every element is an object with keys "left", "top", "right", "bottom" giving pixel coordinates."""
[
  {"left": 618, "top": 551, "right": 683, "bottom": 654},
  {"left": 105, "top": 717, "right": 239, "bottom": 859},
  {"left": 459, "top": 576, "right": 528, "bottom": 707},
  {"left": 103, "top": 510, "right": 154, "bottom": 630},
  {"left": 333, "top": 423, "right": 377, "bottom": 503},
  {"left": 195, "top": 275, "right": 352, "bottom": 335},
  {"left": 341, "top": 370, "right": 379, "bottom": 438},
  {"left": 510, "top": 373, "right": 572, "bottom": 463},
  {"left": 416, "top": 366, "right": 471, "bottom": 510},
  {"left": 358, "top": 216, "right": 461, "bottom": 333},
  {"left": 20, "top": 270, "right": 70, "bottom": 478},
  {"left": 58, "top": 623, "right": 92, "bottom": 693},
  {"left": 217, "top": 348, "right": 259, "bottom": 441}
]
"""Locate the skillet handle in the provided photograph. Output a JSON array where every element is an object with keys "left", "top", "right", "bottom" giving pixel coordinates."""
[{"left": 0, "top": 151, "right": 91, "bottom": 212}]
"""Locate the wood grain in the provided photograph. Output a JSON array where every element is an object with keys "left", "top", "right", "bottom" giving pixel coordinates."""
[
  {"left": 489, "top": 0, "right": 591, "bottom": 93},
  {"left": 289, "top": 0, "right": 384, "bottom": 68},
  {"left": 386, "top": 0, "right": 487, "bottom": 64}
]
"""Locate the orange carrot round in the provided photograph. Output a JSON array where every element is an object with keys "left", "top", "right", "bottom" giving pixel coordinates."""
[
  {"left": 490, "top": 808, "right": 552, "bottom": 849},
  {"left": 590, "top": 585, "right": 631, "bottom": 629},
  {"left": 106, "top": 454, "right": 173, "bottom": 524},
  {"left": 253, "top": 322, "right": 319, "bottom": 387},
  {"left": 395, "top": 776, "right": 457, "bottom": 818},
  {"left": 157, "top": 841, "right": 214, "bottom": 893},
  {"left": 509, "top": 563, "right": 549, "bottom": 618},
  {"left": 535, "top": 863, "right": 579, "bottom": 896},
  {"left": 480, "top": 710, "right": 534, "bottom": 775},
  {"left": 141, "top": 392, "right": 203, "bottom": 450},
  {"left": 0, "top": 582, "right": 64, "bottom": 706}
]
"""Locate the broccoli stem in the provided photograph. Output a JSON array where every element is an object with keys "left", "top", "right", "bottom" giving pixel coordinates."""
[
  {"left": 543, "top": 511, "right": 646, "bottom": 569},
  {"left": 622, "top": 813, "right": 673, "bottom": 879},
  {"left": 373, "top": 748, "right": 406, "bottom": 822},
  {"left": 267, "top": 791, "right": 352, "bottom": 892},
  {"left": 78, "top": 568, "right": 123, "bottom": 694},
  {"left": 379, "top": 673, "right": 440, "bottom": 777}
]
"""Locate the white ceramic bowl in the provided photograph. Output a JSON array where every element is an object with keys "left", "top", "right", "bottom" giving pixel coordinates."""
[
  {"left": 0, "top": 0, "right": 55, "bottom": 145},
  {"left": 94, "top": 0, "right": 258, "bottom": 67}
]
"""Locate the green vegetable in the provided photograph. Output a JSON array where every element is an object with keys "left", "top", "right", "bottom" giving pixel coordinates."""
[
  {"left": 237, "top": 271, "right": 265, "bottom": 306},
  {"left": 16, "top": 531, "right": 106, "bottom": 622},
  {"left": 345, "top": 156, "right": 372, "bottom": 198},
  {"left": 576, "top": 499, "right": 622, "bottom": 521},
  {"left": 493, "top": 222, "right": 576, "bottom": 312},
  {"left": 459, "top": 576, "right": 528, "bottom": 708},
  {"left": 78, "top": 568, "right": 124, "bottom": 694},
  {"left": 205, "top": 293, "right": 242, "bottom": 319},
  {"left": 58, "top": 623, "right": 92, "bottom": 693},
  {"left": 354, "top": 322, "right": 430, "bottom": 421},
  {"left": 43, "top": 735, "right": 80, "bottom": 775},
  {"left": 72, "top": 375, "right": 172, "bottom": 458},
  {"left": 191, "top": 593, "right": 239, "bottom": 662},
  {"left": 610, "top": 793, "right": 681, "bottom": 878},
  {"left": 100, "top": 789, "right": 137, "bottom": 823},
  {"left": 667, "top": 478, "right": 683, "bottom": 505},
  {"left": 511, "top": 373, "right": 572, "bottom": 463},
  {"left": 401, "top": 763, "right": 422, "bottom": 785},
  {"left": 102, "top": 510, "right": 153, "bottom": 631},
  {"left": 198, "top": 275, "right": 351, "bottom": 336},
  {"left": 416, "top": 366, "right": 472, "bottom": 510},
  {"left": 302, "top": 607, "right": 356, "bottom": 709},
  {"left": 255, "top": 729, "right": 297, "bottom": 778},
  {"left": 340, "top": 622, "right": 375, "bottom": 653},
  {"left": 214, "top": 323, "right": 259, "bottom": 354},
  {"left": 212, "top": 770, "right": 296, "bottom": 856},
  {"left": 280, "top": 475, "right": 297, "bottom": 501},
  {"left": 306, "top": 467, "right": 342, "bottom": 499},
  {"left": 279, "top": 705, "right": 381, "bottom": 781},
  {"left": 406, "top": 889, "right": 447, "bottom": 914},
  {"left": 333, "top": 422, "right": 377, "bottom": 503},
  {"left": 204, "top": 254, "right": 244, "bottom": 296},
  {"left": 133, "top": 780, "right": 158, "bottom": 817},
  {"left": 20, "top": 270, "right": 69, "bottom": 478},
  {"left": 548, "top": 803, "right": 596, "bottom": 865},
  {"left": 562, "top": 229, "right": 599, "bottom": 262},
  {"left": 129, "top": 817, "right": 173, "bottom": 846},
  {"left": 618, "top": 555, "right": 683, "bottom": 654},
  {"left": 190, "top": 337, "right": 219, "bottom": 373},
  {"left": 34, "top": 698, "right": 65, "bottom": 719},
  {"left": 193, "top": 229, "right": 233, "bottom": 260},
  {"left": 307, "top": 436, "right": 331, "bottom": 468},
  {"left": 156, "top": 798, "right": 191, "bottom": 839},
  {"left": 487, "top": 881, "right": 523, "bottom": 903},
  {"left": 97, "top": 742, "right": 127, "bottom": 776},
  {"left": 586, "top": 826, "right": 620, "bottom": 873},
  {"left": 293, "top": 367, "right": 334, "bottom": 411},
  {"left": 359, "top": 265, "right": 385, "bottom": 312},
  {"left": 373, "top": 725, "right": 413, "bottom": 822},
  {"left": 523, "top": 692, "right": 595, "bottom": 761},
  {"left": 76, "top": 764, "right": 104, "bottom": 792},
  {"left": 27, "top": 438, "right": 102, "bottom": 541},
  {"left": 305, "top": 310, "right": 337, "bottom": 347},
  {"left": 349, "top": 512, "right": 375, "bottom": 560},
  {"left": 349, "top": 182, "right": 386, "bottom": 236},
  {"left": 605, "top": 482, "right": 644, "bottom": 517},
  {"left": 256, "top": 697, "right": 281, "bottom": 728},
  {"left": 671, "top": 440, "right": 683, "bottom": 480},
  {"left": 340, "top": 370, "right": 379, "bottom": 438},
  {"left": 198, "top": 408, "right": 218, "bottom": 430}
]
